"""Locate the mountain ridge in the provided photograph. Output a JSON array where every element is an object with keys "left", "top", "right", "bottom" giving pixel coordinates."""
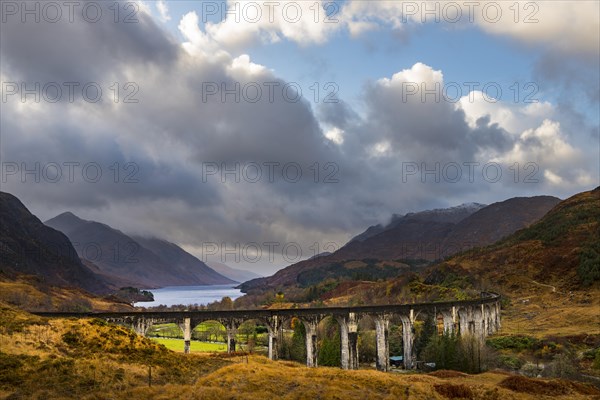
[
  {"left": 45, "top": 212, "right": 235, "bottom": 288},
  {"left": 240, "top": 195, "right": 561, "bottom": 293}
]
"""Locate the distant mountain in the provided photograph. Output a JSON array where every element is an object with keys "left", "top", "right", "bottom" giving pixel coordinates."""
[
  {"left": 441, "top": 196, "right": 561, "bottom": 251},
  {"left": 132, "top": 236, "right": 237, "bottom": 285},
  {"left": 45, "top": 212, "right": 234, "bottom": 288},
  {"left": 349, "top": 203, "right": 486, "bottom": 243},
  {"left": 205, "top": 261, "right": 261, "bottom": 283},
  {"left": 0, "top": 192, "right": 110, "bottom": 294},
  {"left": 240, "top": 196, "right": 560, "bottom": 292}
]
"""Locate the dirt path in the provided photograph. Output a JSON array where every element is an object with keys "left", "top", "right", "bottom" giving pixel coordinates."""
[{"left": 530, "top": 279, "right": 557, "bottom": 293}]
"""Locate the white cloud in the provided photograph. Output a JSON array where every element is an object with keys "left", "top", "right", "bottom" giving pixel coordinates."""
[
  {"left": 324, "top": 127, "right": 344, "bottom": 144},
  {"left": 459, "top": 90, "right": 555, "bottom": 134},
  {"left": 473, "top": 1, "right": 599, "bottom": 56},
  {"left": 188, "top": 1, "right": 599, "bottom": 58},
  {"left": 156, "top": 0, "right": 171, "bottom": 22},
  {"left": 379, "top": 62, "right": 444, "bottom": 88},
  {"left": 229, "top": 54, "right": 267, "bottom": 76},
  {"left": 491, "top": 119, "right": 591, "bottom": 188}
]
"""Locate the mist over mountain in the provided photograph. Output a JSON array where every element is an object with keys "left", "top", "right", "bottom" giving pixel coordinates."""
[
  {"left": 349, "top": 203, "right": 487, "bottom": 243},
  {"left": 241, "top": 196, "right": 560, "bottom": 292},
  {"left": 45, "top": 212, "right": 234, "bottom": 289},
  {"left": 205, "top": 261, "right": 262, "bottom": 284}
]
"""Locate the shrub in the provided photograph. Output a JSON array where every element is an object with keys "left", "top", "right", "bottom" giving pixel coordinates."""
[
  {"left": 498, "top": 375, "right": 570, "bottom": 396},
  {"left": 578, "top": 240, "right": 600, "bottom": 286},
  {"left": 542, "top": 353, "right": 578, "bottom": 379},
  {"left": 434, "top": 383, "right": 474, "bottom": 399},
  {"left": 62, "top": 330, "right": 83, "bottom": 346},
  {"left": 594, "top": 349, "right": 600, "bottom": 370},
  {"left": 497, "top": 354, "right": 524, "bottom": 371},
  {"left": 486, "top": 335, "right": 540, "bottom": 351}
]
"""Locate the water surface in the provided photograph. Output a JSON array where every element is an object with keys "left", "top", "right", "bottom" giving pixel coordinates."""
[{"left": 134, "top": 285, "right": 243, "bottom": 307}]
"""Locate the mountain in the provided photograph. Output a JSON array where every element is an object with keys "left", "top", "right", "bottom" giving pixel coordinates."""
[
  {"left": 205, "top": 261, "right": 262, "bottom": 283},
  {"left": 0, "top": 192, "right": 110, "bottom": 294},
  {"left": 240, "top": 196, "right": 560, "bottom": 293},
  {"left": 349, "top": 203, "right": 486, "bottom": 243},
  {"left": 45, "top": 212, "right": 234, "bottom": 288},
  {"left": 132, "top": 236, "right": 237, "bottom": 285},
  {"left": 419, "top": 187, "right": 600, "bottom": 337},
  {"left": 441, "top": 196, "right": 561, "bottom": 251},
  {"left": 432, "top": 187, "right": 599, "bottom": 293}
]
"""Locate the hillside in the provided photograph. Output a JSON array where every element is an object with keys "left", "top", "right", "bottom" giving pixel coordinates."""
[
  {"left": 427, "top": 187, "right": 600, "bottom": 337},
  {"left": 349, "top": 203, "right": 486, "bottom": 243},
  {"left": 0, "top": 192, "right": 110, "bottom": 294},
  {"left": 1, "top": 304, "right": 597, "bottom": 399},
  {"left": 241, "top": 196, "right": 560, "bottom": 294},
  {"left": 132, "top": 236, "right": 237, "bottom": 285},
  {"left": 433, "top": 187, "right": 599, "bottom": 294},
  {"left": 45, "top": 213, "right": 234, "bottom": 288}
]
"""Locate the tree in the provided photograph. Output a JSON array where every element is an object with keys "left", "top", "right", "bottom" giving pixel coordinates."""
[
  {"left": 288, "top": 319, "right": 307, "bottom": 363},
  {"left": 358, "top": 331, "right": 376, "bottom": 364},
  {"left": 388, "top": 324, "right": 403, "bottom": 356},
  {"left": 422, "top": 331, "right": 460, "bottom": 370},
  {"left": 318, "top": 319, "right": 340, "bottom": 367},
  {"left": 578, "top": 241, "right": 600, "bottom": 286},
  {"left": 414, "top": 315, "right": 437, "bottom": 360}
]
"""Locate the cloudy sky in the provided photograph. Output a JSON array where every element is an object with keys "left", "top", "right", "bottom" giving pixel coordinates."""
[{"left": 1, "top": 0, "right": 598, "bottom": 275}]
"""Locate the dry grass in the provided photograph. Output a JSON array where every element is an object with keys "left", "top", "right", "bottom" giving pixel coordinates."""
[
  {"left": 429, "top": 370, "right": 468, "bottom": 379},
  {"left": 0, "top": 278, "right": 131, "bottom": 312},
  {"left": 498, "top": 375, "right": 600, "bottom": 397},
  {"left": 1, "top": 305, "right": 598, "bottom": 400}
]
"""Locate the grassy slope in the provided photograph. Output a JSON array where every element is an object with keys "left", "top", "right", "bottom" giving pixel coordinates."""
[
  {"left": 441, "top": 187, "right": 600, "bottom": 338},
  {"left": 151, "top": 338, "right": 228, "bottom": 353},
  {"left": 0, "top": 275, "right": 132, "bottom": 312},
  {"left": 1, "top": 304, "right": 599, "bottom": 399}
]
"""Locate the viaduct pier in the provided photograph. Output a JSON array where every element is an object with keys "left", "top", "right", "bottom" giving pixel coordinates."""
[{"left": 35, "top": 292, "right": 500, "bottom": 372}]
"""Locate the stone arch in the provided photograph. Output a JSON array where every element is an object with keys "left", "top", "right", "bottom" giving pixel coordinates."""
[
  {"left": 191, "top": 319, "right": 228, "bottom": 349},
  {"left": 237, "top": 318, "right": 268, "bottom": 353},
  {"left": 356, "top": 313, "right": 376, "bottom": 367}
]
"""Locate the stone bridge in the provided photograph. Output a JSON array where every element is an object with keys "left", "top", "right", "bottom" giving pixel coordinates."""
[{"left": 35, "top": 292, "right": 500, "bottom": 371}]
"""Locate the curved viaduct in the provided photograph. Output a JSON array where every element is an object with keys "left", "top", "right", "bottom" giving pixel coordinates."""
[{"left": 35, "top": 293, "right": 500, "bottom": 372}]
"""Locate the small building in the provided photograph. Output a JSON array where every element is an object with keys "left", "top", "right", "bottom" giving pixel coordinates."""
[{"left": 389, "top": 356, "right": 403, "bottom": 368}]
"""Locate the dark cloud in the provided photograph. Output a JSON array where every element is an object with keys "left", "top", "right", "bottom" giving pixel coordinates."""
[{"left": 1, "top": 2, "right": 596, "bottom": 274}]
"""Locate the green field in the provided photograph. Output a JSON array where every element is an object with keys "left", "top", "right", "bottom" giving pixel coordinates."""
[{"left": 152, "top": 338, "right": 228, "bottom": 352}]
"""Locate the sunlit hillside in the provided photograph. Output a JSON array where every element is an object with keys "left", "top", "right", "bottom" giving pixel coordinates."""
[{"left": 1, "top": 304, "right": 598, "bottom": 399}]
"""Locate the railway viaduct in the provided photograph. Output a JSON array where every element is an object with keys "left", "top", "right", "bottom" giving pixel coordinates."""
[{"left": 35, "top": 292, "right": 501, "bottom": 372}]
